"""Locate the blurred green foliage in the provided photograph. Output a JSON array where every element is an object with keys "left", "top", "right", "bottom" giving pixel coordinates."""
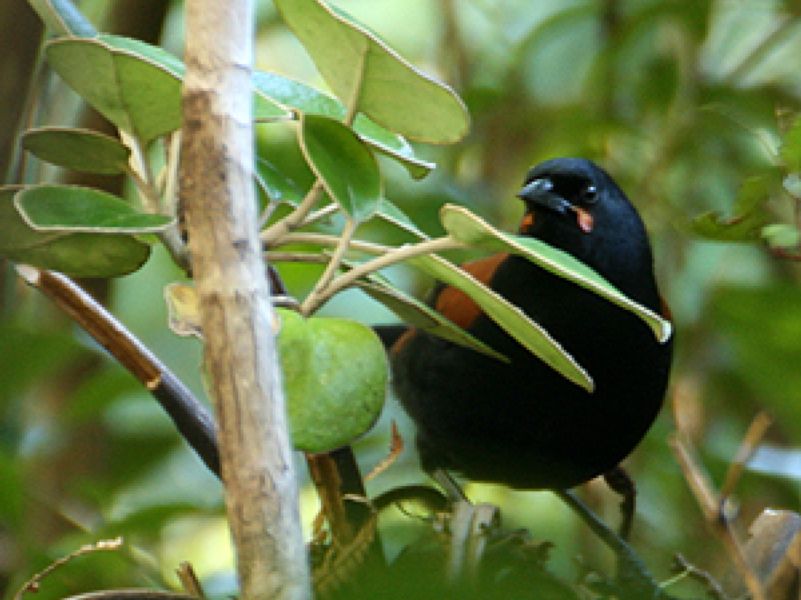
[{"left": 3, "top": 0, "right": 801, "bottom": 598}]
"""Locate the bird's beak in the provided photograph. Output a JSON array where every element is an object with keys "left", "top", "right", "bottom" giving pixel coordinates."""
[{"left": 516, "top": 178, "right": 573, "bottom": 215}]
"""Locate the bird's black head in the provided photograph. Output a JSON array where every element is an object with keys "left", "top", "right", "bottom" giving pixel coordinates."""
[{"left": 517, "top": 157, "right": 658, "bottom": 305}]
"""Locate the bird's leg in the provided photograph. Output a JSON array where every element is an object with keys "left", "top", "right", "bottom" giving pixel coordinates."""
[
  {"left": 431, "top": 468, "right": 469, "bottom": 503},
  {"left": 428, "top": 470, "right": 500, "bottom": 587},
  {"left": 603, "top": 466, "right": 636, "bottom": 540}
]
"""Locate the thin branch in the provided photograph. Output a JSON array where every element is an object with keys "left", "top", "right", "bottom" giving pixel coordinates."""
[
  {"left": 176, "top": 562, "right": 207, "bottom": 599},
  {"left": 273, "top": 232, "right": 391, "bottom": 255},
  {"left": 266, "top": 252, "right": 329, "bottom": 264},
  {"left": 15, "top": 265, "right": 220, "bottom": 476},
  {"left": 13, "top": 537, "right": 123, "bottom": 600},
  {"left": 164, "top": 130, "right": 182, "bottom": 217},
  {"left": 261, "top": 180, "right": 325, "bottom": 245},
  {"left": 670, "top": 435, "right": 767, "bottom": 600},
  {"left": 301, "top": 218, "right": 359, "bottom": 314},
  {"left": 343, "top": 46, "right": 367, "bottom": 126},
  {"left": 671, "top": 554, "right": 728, "bottom": 600},
  {"left": 719, "top": 411, "right": 772, "bottom": 502},
  {"left": 302, "top": 203, "right": 339, "bottom": 228},
  {"left": 121, "top": 131, "right": 190, "bottom": 271},
  {"left": 121, "top": 130, "right": 160, "bottom": 213},
  {"left": 303, "top": 236, "right": 463, "bottom": 313}
]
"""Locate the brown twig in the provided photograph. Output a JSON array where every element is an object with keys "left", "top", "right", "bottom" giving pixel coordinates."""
[
  {"left": 15, "top": 265, "right": 220, "bottom": 476},
  {"left": 670, "top": 434, "right": 767, "bottom": 600},
  {"left": 13, "top": 537, "right": 123, "bottom": 600},
  {"left": 719, "top": 411, "right": 772, "bottom": 502},
  {"left": 175, "top": 562, "right": 206, "bottom": 599},
  {"left": 307, "top": 452, "right": 355, "bottom": 543},
  {"left": 671, "top": 553, "right": 729, "bottom": 600},
  {"left": 364, "top": 421, "right": 404, "bottom": 482}
]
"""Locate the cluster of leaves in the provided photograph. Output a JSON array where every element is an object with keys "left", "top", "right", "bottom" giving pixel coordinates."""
[{"left": 692, "top": 114, "right": 801, "bottom": 258}]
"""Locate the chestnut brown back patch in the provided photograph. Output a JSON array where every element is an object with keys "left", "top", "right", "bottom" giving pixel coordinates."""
[{"left": 434, "top": 253, "right": 509, "bottom": 329}]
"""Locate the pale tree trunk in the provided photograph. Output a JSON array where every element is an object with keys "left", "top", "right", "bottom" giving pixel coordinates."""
[{"left": 179, "top": 2, "right": 310, "bottom": 598}]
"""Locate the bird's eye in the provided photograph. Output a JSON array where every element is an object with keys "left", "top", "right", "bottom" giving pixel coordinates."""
[{"left": 580, "top": 184, "right": 598, "bottom": 204}]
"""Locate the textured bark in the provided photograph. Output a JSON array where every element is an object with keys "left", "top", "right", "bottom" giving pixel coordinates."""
[{"left": 179, "top": 2, "right": 309, "bottom": 598}]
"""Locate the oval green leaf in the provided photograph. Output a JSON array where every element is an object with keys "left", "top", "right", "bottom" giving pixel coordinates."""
[
  {"left": 16, "top": 185, "right": 173, "bottom": 234},
  {"left": 45, "top": 37, "right": 182, "bottom": 143},
  {"left": 253, "top": 71, "right": 434, "bottom": 178},
  {"left": 375, "top": 197, "right": 428, "bottom": 239},
  {"left": 761, "top": 223, "right": 801, "bottom": 250},
  {"left": 255, "top": 157, "right": 304, "bottom": 206},
  {"left": 22, "top": 127, "right": 131, "bottom": 175},
  {"left": 98, "top": 34, "right": 287, "bottom": 122},
  {"left": 441, "top": 204, "right": 672, "bottom": 343},
  {"left": 299, "top": 115, "right": 381, "bottom": 223},
  {"left": 277, "top": 309, "right": 387, "bottom": 452},
  {"left": 691, "top": 211, "right": 766, "bottom": 242},
  {"left": 691, "top": 173, "right": 778, "bottom": 243},
  {"left": 275, "top": 0, "right": 469, "bottom": 144},
  {"left": 406, "top": 252, "right": 593, "bottom": 392},
  {"left": 355, "top": 277, "right": 505, "bottom": 361},
  {"left": 0, "top": 187, "right": 150, "bottom": 277},
  {"left": 781, "top": 114, "right": 801, "bottom": 172}
]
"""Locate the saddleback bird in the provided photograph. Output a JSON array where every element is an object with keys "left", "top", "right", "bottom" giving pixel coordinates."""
[{"left": 389, "top": 158, "right": 673, "bottom": 510}]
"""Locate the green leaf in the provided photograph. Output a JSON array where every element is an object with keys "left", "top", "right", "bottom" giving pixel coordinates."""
[
  {"left": 15, "top": 185, "right": 173, "bottom": 233},
  {"left": 98, "top": 34, "right": 185, "bottom": 78},
  {"left": 299, "top": 115, "right": 381, "bottom": 222},
  {"left": 441, "top": 204, "right": 672, "bottom": 343},
  {"left": 277, "top": 309, "right": 387, "bottom": 452},
  {"left": 355, "top": 277, "right": 505, "bottom": 360},
  {"left": 761, "top": 223, "right": 801, "bottom": 250},
  {"left": 375, "top": 197, "right": 428, "bottom": 239},
  {"left": 45, "top": 37, "right": 182, "bottom": 143},
  {"left": 253, "top": 71, "right": 342, "bottom": 116},
  {"left": 406, "top": 252, "right": 593, "bottom": 392},
  {"left": 255, "top": 157, "right": 304, "bottom": 206},
  {"left": 98, "top": 35, "right": 287, "bottom": 121},
  {"left": 0, "top": 187, "right": 150, "bottom": 277},
  {"left": 352, "top": 114, "right": 434, "bottom": 179},
  {"left": 22, "top": 127, "right": 131, "bottom": 175},
  {"left": 734, "top": 173, "right": 779, "bottom": 214},
  {"left": 691, "top": 173, "right": 778, "bottom": 242},
  {"left": 274, "top": 0, "right": 469, "bottom": 144},
  {"left": 781, "top": 114, "right": 801, "bottom": 172},
  {"left": 253, "top": 71, "right": 434, "bottom": 178},
  {"left": 691, "top": 211, "right": 766, "bottom": 242}
]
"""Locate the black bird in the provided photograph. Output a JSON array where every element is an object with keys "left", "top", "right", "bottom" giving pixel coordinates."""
[{"left": 390, "top": 157, "right": 673, "bottom": 493}]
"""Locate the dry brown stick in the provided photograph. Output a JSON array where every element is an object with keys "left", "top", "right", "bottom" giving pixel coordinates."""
[
  {"left": 176, "top": 562, "right": 206, "bottom": 599},
  {"left": 13, "top": 537, "right": 123, "bottom": 600},
  {"left": 719, "top": 411, "right": 772, "bottom": 502},
  {"left": 670, "top": 435, "right": 767, "bottom": 600},
  {"left": 307, "top": 452, "right": 354, "bottom": 544},
  {"left": 671, "top": 553, "right": 728, "bottom": 600}
]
